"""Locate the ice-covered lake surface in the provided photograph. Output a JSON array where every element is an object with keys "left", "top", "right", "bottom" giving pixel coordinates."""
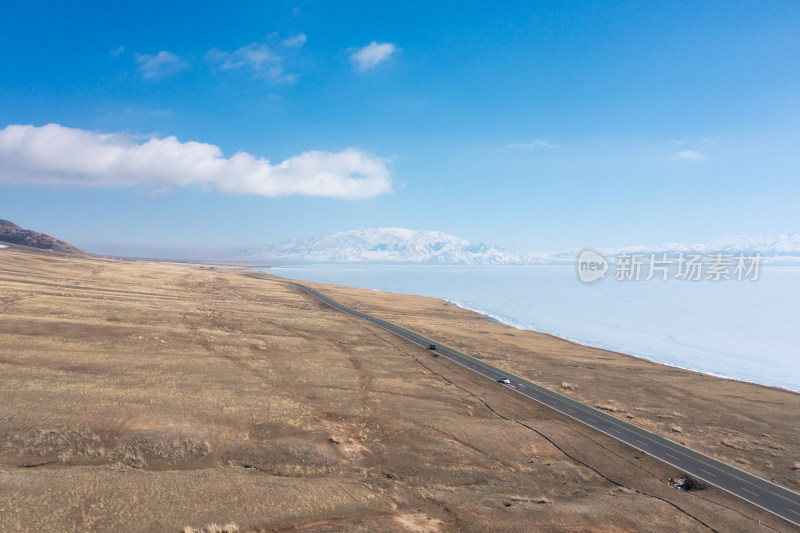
[{"left": 264, "top": 264, "right": 800, "bottom": 392}]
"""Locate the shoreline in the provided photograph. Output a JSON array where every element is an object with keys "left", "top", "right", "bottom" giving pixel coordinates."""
[
  {"left": 444, "top": 298, "right": 800, "bottom": 395},
  {"left": 291, "top": 273, "right": 800, "bottom": 495},
  {"left": 262, "top": 264, "right": 799, "bottom": 394}
]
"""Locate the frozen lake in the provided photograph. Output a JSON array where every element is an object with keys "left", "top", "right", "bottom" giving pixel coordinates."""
[{"left": 264, "top": 264, "right": 800, "bottom": 392}]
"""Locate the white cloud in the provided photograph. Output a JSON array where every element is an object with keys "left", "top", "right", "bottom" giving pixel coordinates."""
[
  {"left": 206, "top": 43, "right": 278, "bottom": 71},
  {"left": 0, "top": 124, "right": 393, "bottom": 200},
  {"left": 205, "top": 39, "right": 302, "bottom": 82},
  {"left": 350, "top": 42, "right": 398, "bottom": 72},
  {"left": 134, "top": 51, "right": 190, "bottom": 79},
  {"left": 504, "top": 139, "right": 558, "bottom": 149},
  {"left": 673, "top": 150, "right": 707, "bottom": 161},
  {"left": 281, "top": 33, "right": 307, "bottom": 48}
]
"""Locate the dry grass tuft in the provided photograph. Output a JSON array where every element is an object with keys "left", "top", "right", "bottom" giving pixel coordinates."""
[
  {"left": 793, "top": 462, "right": 800, "bottom": 471},
  {"left": 509, "top": 495, "right": 551, "bottom": 504},
  {"left": 721, "top": 439, "right": 744, "bottom": 450},
  {"left": 182, "top": 524, "right": 238, "bottom": 533},
  {"left": 560, "top": 382, "right": 576, "bottom": 390},
  {"left": 669, "top": 425, "right": 682, "bottom": 433},
  {"left": 596, "top": 404, "right": 622, "bottom": 413}
]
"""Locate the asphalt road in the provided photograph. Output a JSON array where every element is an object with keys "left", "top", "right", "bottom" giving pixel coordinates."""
[{"left": 284, "top": 280, "right": 800, "bottom": 528}]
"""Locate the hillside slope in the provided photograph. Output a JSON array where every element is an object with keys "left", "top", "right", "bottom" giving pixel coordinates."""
[{"left": 0, "top": 219, "right": 82, "bottom": 254}]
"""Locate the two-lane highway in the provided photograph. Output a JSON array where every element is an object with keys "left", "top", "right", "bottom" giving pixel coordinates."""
[{"left": 283, "top": 280, "right": 800, "bottom": 528}]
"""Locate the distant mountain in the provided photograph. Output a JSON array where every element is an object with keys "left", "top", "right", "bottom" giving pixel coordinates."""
[
  {"left": 222, "top": 227, "right": 525, "bottom": 265},
  {"left": 0, "top": 219, "right": 83, "bottom": 254},
  {"left": 530, "top": 233, "right": 800, "bottom": 263},
  {"left": 219, "top": 228, "right": 800, "bottom": 265},
  {"left": 659, "top": 233, "right": 800, "bottom": 258}
]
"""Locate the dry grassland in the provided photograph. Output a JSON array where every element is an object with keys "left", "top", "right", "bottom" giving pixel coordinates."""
[
  {"left": 0, "top": 246, "right": 797, "bottom": 532},
  {"left": 308, "top": 281, "right": 800, "bottom": 490}
]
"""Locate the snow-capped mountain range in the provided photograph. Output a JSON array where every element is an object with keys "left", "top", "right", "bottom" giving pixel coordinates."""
[
  {"left": 541, "top": 233, "right": 800, "bottom": 263},
  {"left": 223, "top": 227, "right": 523, "bottom": 264},
  {"left": 219, "top": 228, "right": 800, "bottom": 265},
  {"left": 657, "top": 233, "right": 800, "bottom": 256}
]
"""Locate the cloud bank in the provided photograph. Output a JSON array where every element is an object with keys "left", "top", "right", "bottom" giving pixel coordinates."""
[
  {"left": 350, "top": 42, "right": 398, "bottom": 72},
  {"left": 0, "top": 124, "right": 392, "bottom": 200}
]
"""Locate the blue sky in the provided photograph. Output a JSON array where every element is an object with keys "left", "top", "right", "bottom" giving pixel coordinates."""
[{"left": 1, "top": 1, "right": 798, "bottom": 254}]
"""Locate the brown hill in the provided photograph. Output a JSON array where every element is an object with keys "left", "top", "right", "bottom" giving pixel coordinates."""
[{"left": 0, "top": 219, "right": 83, "bottom": 254}]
